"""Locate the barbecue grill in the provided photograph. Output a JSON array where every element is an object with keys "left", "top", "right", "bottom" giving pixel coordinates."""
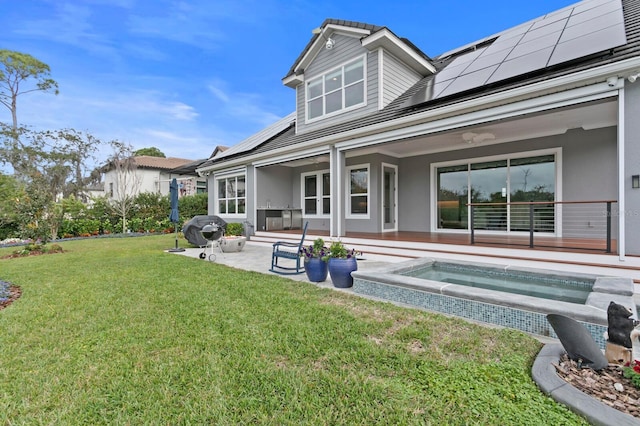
[{"left": 199, "top": 223, "right": 224, "bottom": 261}]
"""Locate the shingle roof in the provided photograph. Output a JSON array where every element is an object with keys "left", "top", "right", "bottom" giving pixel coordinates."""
[{"left": 202, "top": 0, "right": 640, "bottom": 170}]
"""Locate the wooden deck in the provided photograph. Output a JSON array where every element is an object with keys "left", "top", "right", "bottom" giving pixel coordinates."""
[{"left": 265, "top": 229, "right": 618, "bottom": 255}]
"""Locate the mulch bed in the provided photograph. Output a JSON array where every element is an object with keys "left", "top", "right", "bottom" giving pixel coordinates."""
[
  {"left": 0, "top": 285, "right": 22, "bottom": 311},
  {"left": 554, "top": 353, "right": 640, "bottom": 418}
]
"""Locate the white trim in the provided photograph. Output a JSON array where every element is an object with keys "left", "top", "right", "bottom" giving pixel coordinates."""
[
  {"left": 213, "top": 166, "right": 247, "bottom": 179},
  {"left": 331, "top": 148, "right": 339, "bottom": 237},
  {"left": 300, "top": 169, "right": 331, "bottom": 218},
  {"left": 305, "top": 55, "right": 367, "bottom": 124},
  {"left": 377, "top": 48, "right": 384, "bottom": 110},
  {"left": 252, "top": 165, "right": 257, "bottom": 228},
  {"left": 618, "top": 85, "right": 626, "bottom": 260},
  {"left": 282, "top": 73, "right": 304, "bottom": 88},
  {"left": 345, "top": 163, "right": 370, "bottom": 219},
  {"left": 252, "top": 146, "right": 331, "bottom": 168},
  {"left": 361, "top": 27, "right": 436, "bottom": 75},
  {"left": 430, "top": 148, "right": 561, "bottom": 233},
  {"left": 381, "top": 162, "right": 398, "bottom": 232},
  {"left": 213, "top": 171, "right": 247, "bottom": 217},
  {"left": 289, "top": 24, "right": 372, "bottom": 78}
]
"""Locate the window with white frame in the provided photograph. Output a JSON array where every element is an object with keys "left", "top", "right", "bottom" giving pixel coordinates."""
[
  {"left": 347, "top": 164, "right": 369, "bottom": 217},
  {"left": 216, "top": 174, "right": 245, "bottom": 215},
  {"left": 306, "top": 57, "right": 365, "bottom": 121},
  {"left": 196, "top": 179, "right": 207, "bottom": 194},
  {"left": 302, "top": 170, "right": 330, "bottom": 216}
]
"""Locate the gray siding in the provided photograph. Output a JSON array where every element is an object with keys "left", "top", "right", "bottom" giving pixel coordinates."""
[
  {"left": 624, "top": 82, "right": 640, "bottom": 255},
  {"left": 382, "top": 50, "right": 422, "bottom": 108},
  {"left": 342, "top": 153, "right": 399, "bottom": 233},
  {"left": 296, "top": 34, "right": 379, "bottom": 135},
  {"left": 255, "top": 165, "right": 294, "bottom": 210},
  {"left": 398, "top": 127, "right": 618, "bottom": 234}
]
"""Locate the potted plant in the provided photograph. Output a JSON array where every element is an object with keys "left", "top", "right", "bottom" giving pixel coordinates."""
[
  {"left": 299, "top": 237, "right": 329, "bottom": 282},
  {"left": 322, "top": 240, "right": 359, "bottom": 288},
  {"left": 220, "top": 222, "right": 246, "bottom": 253}
]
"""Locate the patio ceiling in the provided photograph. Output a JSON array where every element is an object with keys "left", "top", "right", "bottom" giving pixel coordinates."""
[{"left": 349, "top": 98, "right": 618, "bottom": 159}]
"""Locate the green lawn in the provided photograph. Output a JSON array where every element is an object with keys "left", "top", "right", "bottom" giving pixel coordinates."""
[{"left": 0, "top": 235, "right": 586, "bottom": 425}]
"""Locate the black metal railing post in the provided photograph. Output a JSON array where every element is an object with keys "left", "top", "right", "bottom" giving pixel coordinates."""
[
  {"left": 606, "top": 201, "right": 612, "bottom": 253},
  {"left": 529, "top": 203, "right": 535, "bottom": 248}
]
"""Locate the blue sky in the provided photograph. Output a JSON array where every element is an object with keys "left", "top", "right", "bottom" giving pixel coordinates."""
[{"left": 1, "top": 0, "right": 577, "bottom": 165}]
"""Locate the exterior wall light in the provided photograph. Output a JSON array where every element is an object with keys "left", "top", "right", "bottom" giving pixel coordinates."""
[{"left": 633, "top": 175, "right": 640, "bottom": 189}]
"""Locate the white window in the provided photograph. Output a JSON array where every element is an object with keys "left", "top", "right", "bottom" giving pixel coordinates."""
[
  {"left": 216, "top": 174, "right": 245, "bottom": 216},
  {"left": 196, "top": 180, "right": 207, "bottom": 194},
  {"left": 306, "top": 57, "right": 365, "bottom": 121},
  {"left": 346, "top": 164, "right": 369, "bottom": 218},
  {"left": 301, "top": 170, "right": 330, "bottom": 217}
]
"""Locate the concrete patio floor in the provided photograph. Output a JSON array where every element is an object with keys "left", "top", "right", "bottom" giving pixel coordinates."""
[{"left": 170, "top": 240, "right": 407, "bottom": 287}]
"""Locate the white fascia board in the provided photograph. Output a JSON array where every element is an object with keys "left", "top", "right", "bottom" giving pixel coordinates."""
[
  {"left": 210, "top": 166, "right": 247, "bottom": 179},
  {"left": 252, "top": 145, "right": 332, "bottom": 168},
  {"left": 292, "top": 24, "right": 371, "bottom": 76},
  {"left": 361, "top": 28, "right": 436, "bottom": 76}
]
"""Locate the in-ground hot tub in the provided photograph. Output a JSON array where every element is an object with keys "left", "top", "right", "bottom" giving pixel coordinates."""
[{"left": 351, "top": 258, "right": 637, "bottom": 348}]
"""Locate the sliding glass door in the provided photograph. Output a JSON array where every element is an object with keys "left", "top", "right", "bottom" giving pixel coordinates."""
[
  {"left": 436, "top": 153, "right": 556, "bottom": 233},
  {"left": 437, "top": 165, "right": 469, "bottom": 229},
  {"left": 470, "top": 160, "right": 508, "bottom": 231}
]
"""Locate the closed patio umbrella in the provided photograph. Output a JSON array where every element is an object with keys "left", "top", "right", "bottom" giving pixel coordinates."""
[{"left": 168, "top": 178, "right": 185, "bottom": 252}]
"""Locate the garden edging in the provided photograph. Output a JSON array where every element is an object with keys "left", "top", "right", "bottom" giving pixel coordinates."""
[{"left": 532, "top": 343, "right": 640, "bottom": 426}]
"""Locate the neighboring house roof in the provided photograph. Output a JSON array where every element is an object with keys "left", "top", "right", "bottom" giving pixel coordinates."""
[
  {"left": 170, "top": 146, "right": 229, "bottom": 175},
  {"left": 198, "top": 0, "right": 640, "bottom": 172},
  {"left": 197, "top": 113, "right": 296, "bottom": 167},
  {"left": 132, "top": 156, "right": 194, "bottom": 170}
]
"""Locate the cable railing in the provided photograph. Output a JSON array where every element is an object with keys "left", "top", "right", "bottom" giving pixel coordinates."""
[{"left": 468, "top": 200, "right": 617, "bottom": 253}]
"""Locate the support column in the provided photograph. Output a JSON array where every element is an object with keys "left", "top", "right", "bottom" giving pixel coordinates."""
[{"left": 330, "top": 147, "right": 345, "bottom": 237}]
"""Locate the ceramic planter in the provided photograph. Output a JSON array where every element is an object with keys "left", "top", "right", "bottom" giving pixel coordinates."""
[
  {"left": 304, "top": 257, "right": 328, "bottom": 282},
  {"left": 220, "top": 236, "right": 246, "bottom": 252},
  {"left": 328, "top": 257, "right": 358, "bottom": 288}
]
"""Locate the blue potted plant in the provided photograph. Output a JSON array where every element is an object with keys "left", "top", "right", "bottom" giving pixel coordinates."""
[
  {"left": 323, "top": 240, "right": 358, "bottom": 288},
  {"left": 299, "top": 238, "right": 329, "bottom": 282}
]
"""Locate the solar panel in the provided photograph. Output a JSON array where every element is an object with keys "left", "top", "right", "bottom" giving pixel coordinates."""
[
  {"left": 405, "top": 0, "right": 627, "bottom": 108},
  {"left": 212, "top": 112, "right": 296, "bottom": 160}
]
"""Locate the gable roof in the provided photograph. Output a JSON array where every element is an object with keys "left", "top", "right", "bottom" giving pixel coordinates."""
[
  {"left": 282, "top": 19, "right": 434, "bottom": 88},
  {"left": 199, "top": 0, "right": 640, "bottom": 172},
  {"left": 283, "top": 19, "right": 384, "bottom": 81}
]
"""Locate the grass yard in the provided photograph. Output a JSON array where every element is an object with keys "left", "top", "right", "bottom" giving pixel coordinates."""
[{"left": 0, "top": 235, "right": 587, "bottom": 425}]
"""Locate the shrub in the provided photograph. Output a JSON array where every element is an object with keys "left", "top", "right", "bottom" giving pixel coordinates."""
[{"left": 225, "top": 222, "right": 244, "bottom": 236}]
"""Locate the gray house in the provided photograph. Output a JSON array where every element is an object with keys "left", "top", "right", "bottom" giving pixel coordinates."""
[{"left": 197, "top": 0, "right": 640, "bottom": 260}]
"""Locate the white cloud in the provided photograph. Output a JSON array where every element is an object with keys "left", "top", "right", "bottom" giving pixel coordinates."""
[
  {"left": 207, "top": 83, "right": 230, "bottom": 103},
  {"left": 13, "top": 3, "right": 123, "bottom": 62}
]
